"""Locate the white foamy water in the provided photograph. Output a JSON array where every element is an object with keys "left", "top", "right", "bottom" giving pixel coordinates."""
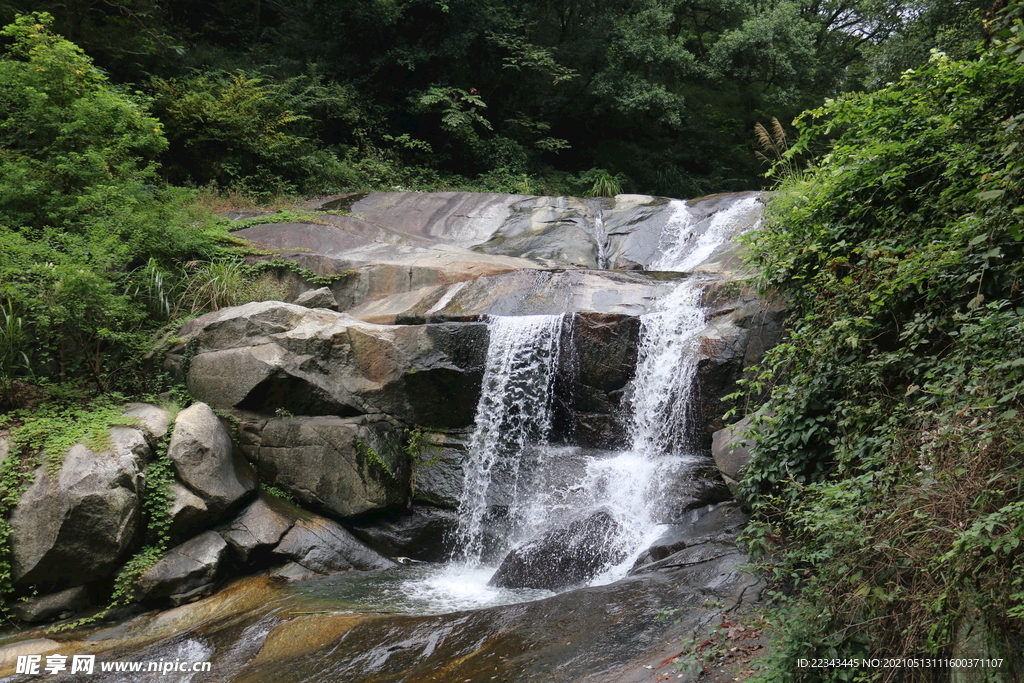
[
  {"left": 654, "top": 194, "right": 763, "bottom": 272},
  {"left": 454, "top": 314, "right": 564, "bottom": 565}
]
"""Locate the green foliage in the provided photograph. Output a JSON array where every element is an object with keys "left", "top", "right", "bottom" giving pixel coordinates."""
[
  {"left": 355, "top": 437, "right": 396, "bottom": 481},
  {"left": 149, "top": 69, "right": 360, "bottom": 195},
  {"left": 578, "top": 168, "right": 625, "bottom": 198},
  {"left": 0, "top": 13, "right": 166, "bottom": 233},
  {"left": 738, "top": 16, "right": 1024, "bottom": 676},
  {"left": 0, "top": 14, "right": 235, "bottom": 394},
  {"left": 2, "top": 396, "right": 137, "bottom": 475},
  {"left": 404, "top": 428, "right": 442, "bottom": 466},
  {"left": 259, "top": 481, "right": 296, "bottom": 504}
]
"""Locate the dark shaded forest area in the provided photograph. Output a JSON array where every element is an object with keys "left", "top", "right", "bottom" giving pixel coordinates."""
[{"left": 0, "top": 0, "right": 990, "bottom": 197}]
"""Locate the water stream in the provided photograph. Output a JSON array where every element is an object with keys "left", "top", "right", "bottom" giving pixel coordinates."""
[{"left": 295, "top": 194, "right": 763, "bottom": 615}]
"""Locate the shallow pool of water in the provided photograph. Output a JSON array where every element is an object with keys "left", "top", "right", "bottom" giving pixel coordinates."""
[{"left": 289, "top": 562, "right": 554, "bottom": 616}]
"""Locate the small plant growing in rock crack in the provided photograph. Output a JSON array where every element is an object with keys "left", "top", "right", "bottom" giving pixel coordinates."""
[
  {"left": 403, "top": 428, "right": 441, "bottom": 466},
  {"left": 356, "top": 437, "right": 396, "bottom": 481},
  {"left": 260, "top": 481, "right": 296, "bottom": 504}
]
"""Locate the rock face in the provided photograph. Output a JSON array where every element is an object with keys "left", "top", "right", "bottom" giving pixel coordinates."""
[
  {"left": 554, "top": 313, "right": 642, "bottom": 448},
  {"left": 345, "top": 268, "right": 677, "bottom": 324},
  {"left": 409, "top": 431, "right": 469, "bottom": 509},
  {"left": 168, "top": 302, "right": 487, "bottom": 429},
  {"left": 489, "top": 510, "right": 626, "bottom": 590},
  {"left": 220, "top": 492, "right": 300, "bottom": 564},
  {"left": 348, "top": 506, "right": 459, "bottom": 562},
  {"left": 292, "top": 286, "right": 338, "bottom": 310},
  {"left": 135, "top": 531, "right": 229, "bottom": 605},
  {"left": 239, "top": 415, "right": 408, "bottom": 520},
  {"left": 167, "top": 402, "right": 256, "bottom": 520},
  {"left": 711, "top": 415, "right": 755, "bottom": 495},
  {"left": 13, "top": 586, "right": 93, "bottom": 623},
  {"left": 273, "top": 517, "right": 395, "bottom": 573},
  {"left": 168, "top": 482, "right": 210, "bottom": 540},
  {"left": 632, "top": 501, "right": 750, "bottom": 572},
  {"left": 9, "top": 425, "right": 152, "bottom": 586},
  {"left": 694, "top": 295, "right": 787, "bottom": 438}
]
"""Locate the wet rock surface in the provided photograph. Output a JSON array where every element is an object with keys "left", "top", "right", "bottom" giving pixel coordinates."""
[
  {"left": 272, "top": 517, "right": 396, "bottom": 573},
  {"left": 0, "top": 537, "right": 761, "bottom": 683},
  {"left": 408, "top": 431, "right": 468, "bottom": 509},
  {"left": 632, "top": 501, "right": 750, "bottom": 572},
  {"left": 347, "top": 506, "right": 459, "bottom": 563},
  {"left": 490, "top": 510, "right": 627, "bottom": 590}
]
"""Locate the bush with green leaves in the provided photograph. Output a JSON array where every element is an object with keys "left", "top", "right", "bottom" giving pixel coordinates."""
[
  {"left": 0, "top": 13, "right": 166, "bottom": 234},
  {"left": 149, "top": 69, "right": 361, "bottom": 196},
  {"left": 0, "top": 14, "right": 266, "bottom": 399},
  {"left": 738, "top": 8, "right": 1024, "bottom": 679}
]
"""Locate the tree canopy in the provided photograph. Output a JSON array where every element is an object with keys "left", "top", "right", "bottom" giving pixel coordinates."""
[{"left": 0, "top": 0, "right": 990, "bottom": 197}]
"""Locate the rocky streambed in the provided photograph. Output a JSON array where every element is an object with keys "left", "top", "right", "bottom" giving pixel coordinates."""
[{"left": 0, "top": 190, "right": 780, "bottom": 682}]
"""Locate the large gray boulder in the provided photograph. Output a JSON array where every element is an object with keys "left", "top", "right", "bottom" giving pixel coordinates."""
[
  {"left": 9, "top": 425, "right": 151, "bottom": 586},
  {"left": 489, "top": 510, "right": 626, "bottom": 590},
  {"left": 220, "top": 491, "right": 300, "bottom": 564},
  {"left": 135, "top": 531, "right": 229, "bottom": 605},
  {"left": 168, "top": 302, "right": 487, "bottom": 429},
  {"left": 122, "top": 403, "right": 172, "bottom": 443},
  {"left": 13, "top": 586, "right": 92, "bottom": 623},
  {"left": 167, "top": 402, "right": 256, "bottom": 520},
  {"left": 272, "top": 517, "right": 395, "bottom": 573},
  {"left": 711, "top": 415, "right": 755, "bottom": 495},
  {"left": 292, "top": 286, "right": 338, "bottom": 310},
  {"left": 238, "top": 415, "right": 407, "bottom": 520}
]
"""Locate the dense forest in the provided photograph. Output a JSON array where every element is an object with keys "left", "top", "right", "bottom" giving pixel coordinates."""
[
  {"left": 1, "top": 0, "right": 1023, "bottom": 679},
  {"left": 0, "top": 0, "right": 990, "bottom": 198}
]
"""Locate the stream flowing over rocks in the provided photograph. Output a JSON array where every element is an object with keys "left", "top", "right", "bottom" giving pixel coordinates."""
[{"left": 0, "top": 190, "right": 783, "bottom": 682}]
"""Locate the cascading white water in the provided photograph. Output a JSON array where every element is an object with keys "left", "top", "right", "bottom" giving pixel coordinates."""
[
  {"left": 303, "top": 195, "right": 763, "bottom": 615},
  {"left": 567, "top": 195, "right": 766, "bottom": 581},
  {"left": 454, "top": 314, "right": 565, "bottom": 566}
]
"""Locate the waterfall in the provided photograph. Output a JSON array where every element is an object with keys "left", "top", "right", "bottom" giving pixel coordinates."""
[
  {"left": 289, "top": 194, "right": 764, "bottom": 616},
  {"left": 454, "top": 314, "right": 565, "bottom": 566},
  {"left": 584, "top": 195, "right": 765, "bottom": 575},
  {"left": 443, "top": 194, "right": 763, "bottom": 595}
]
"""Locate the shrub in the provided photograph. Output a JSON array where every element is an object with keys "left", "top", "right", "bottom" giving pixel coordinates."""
[{"left": 739, "top": 15, "right": 1024, "bottom": 679}]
